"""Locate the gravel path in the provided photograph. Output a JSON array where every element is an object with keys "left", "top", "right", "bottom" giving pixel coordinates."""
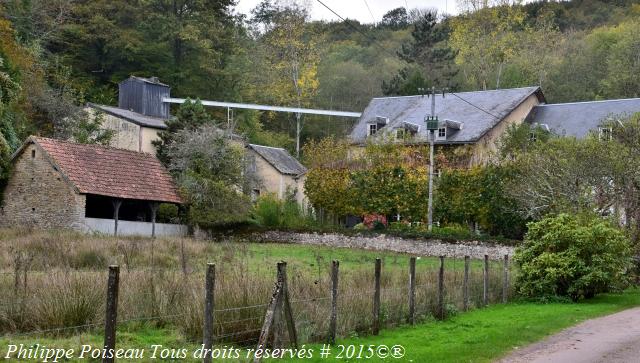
[{"left": 499, "top": 307, "right": 640, "bottom": 363}]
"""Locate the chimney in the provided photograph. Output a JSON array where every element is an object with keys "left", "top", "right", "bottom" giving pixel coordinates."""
[{"left": 118, "top": 76, "right": 171, "bottom": 119}]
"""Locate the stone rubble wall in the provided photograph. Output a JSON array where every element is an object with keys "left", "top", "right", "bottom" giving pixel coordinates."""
[{"left": 251, "top": 231, "right": 516, "bottom": 259}]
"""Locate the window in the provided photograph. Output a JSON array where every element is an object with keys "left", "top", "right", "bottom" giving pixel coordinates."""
[
  {"left": 368, "top": 124, "right": 378, "bottom": 136},
  {"left": 31, "top": 150, "right": 35, "bottom": 158},
  {"left": 251, "top": 189, "right": 261, "bottom": 203},
  {"left": 599, "top": 127, "right": 613, "bottom": 141},
  {"left": 395, "top": 129, "right": 406, "bottom": 140},
  {"left": 436, "top": 127, "right": 446, "bottom": 140}
]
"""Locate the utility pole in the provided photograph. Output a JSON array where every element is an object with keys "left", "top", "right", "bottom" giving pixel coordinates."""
[{"left": 422, "top": 86, "right": 447, "bottom": 231}]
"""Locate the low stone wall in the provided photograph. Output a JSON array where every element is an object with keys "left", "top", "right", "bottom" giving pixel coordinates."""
[{"left": 252, "top": 231, "right": 515, "bottom": 259}]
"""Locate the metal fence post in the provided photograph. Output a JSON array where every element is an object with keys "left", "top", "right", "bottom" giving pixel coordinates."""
[
  {"left": 503, "top": 255, "right": 509, "bottom": 303},
  {"left": 438, "top": 256, "right": 445, "bottom": 320},
  {"left": 463, "top": 256, "right": 470, "bottom": 311},
  {"left": 483, "top": 255, "right": 489, "bottom": 307}
]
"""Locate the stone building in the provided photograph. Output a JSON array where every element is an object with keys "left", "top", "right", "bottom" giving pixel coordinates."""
[
  {"left": 87, "top": 76, "right": 307, "bottom": 206},
  {"left": 0, "top": 136, "right": 185, "bottom": 237},
  {"left": 350, "top": 87, "right": 545, "bottom": 165},
  {"left": 247, "top": 144, "right": 307, "bottom": 207}
]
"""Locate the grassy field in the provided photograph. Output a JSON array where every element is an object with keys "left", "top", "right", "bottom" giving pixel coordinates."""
[
  {"left": 0, "top": 229, "right": 509, "bottom": 361},
  {"left": 1, "top": 290, "right": 638, "bottom": 362},
  {"left": 283, "top": 289, "right": 640, "bottom": 363}
]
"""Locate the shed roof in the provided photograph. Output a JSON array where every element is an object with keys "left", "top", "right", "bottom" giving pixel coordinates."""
[
  {"left": 88, "top": 103, "right": 168, "bottom": 129},
  {"left": 15, "top": 137, "right": 181, "bottom": 204},
  {"left": 248, "top": 144, "right": 307, "bottom": 176},
  {"left": 350, "top": 87, "right": 543, "bottom": 144},
  {"left": 525, "top": 98, "right": 640, "bottom": 138}
]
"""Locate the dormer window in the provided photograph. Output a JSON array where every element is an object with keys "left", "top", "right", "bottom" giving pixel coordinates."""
[
  {"left": 368, "top": 116, "right": 389, "bottom": 137},
  {"left": 396, "top": 129, "right": 406, "bottom": 140},
  {"left": 436, "top": 127, "right": 447, "bottom": 140},
  {"left": 368, "top": 124, "right": 379, "bottom": 136},
  {"left": 599, "top": 127, "right": 612, "bottom": 141}
]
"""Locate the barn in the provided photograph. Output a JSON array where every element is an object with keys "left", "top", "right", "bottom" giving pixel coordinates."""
[{"left": 0, "top": 136, "right": 186, "bottom": 237}]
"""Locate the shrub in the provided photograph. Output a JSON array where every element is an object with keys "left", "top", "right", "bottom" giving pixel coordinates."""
[
  {"left": 253, "top": 194, "right": 282, "bottom": 227},
  {"left": 514, "top": 214, "right": 632, "bottom": 301}
]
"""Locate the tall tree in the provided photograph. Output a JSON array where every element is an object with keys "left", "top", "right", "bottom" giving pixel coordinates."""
[{"left": 383, "top": 9, "right": 457, "bottom": 95}]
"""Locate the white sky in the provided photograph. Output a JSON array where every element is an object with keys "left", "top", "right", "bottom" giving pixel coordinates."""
[{"left": 234, "top": 0, "right": 458, "bottom": 23}]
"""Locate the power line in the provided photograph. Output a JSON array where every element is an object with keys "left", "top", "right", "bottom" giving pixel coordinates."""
[
  {"left": 449, "top": 92, "right": 502, "bottom": 120},
  {"left": 315, "top": 0, "right": 401, "bottom": 61},
  {"left": 363, "top": 0, "right": 376, "bottom": 23}
]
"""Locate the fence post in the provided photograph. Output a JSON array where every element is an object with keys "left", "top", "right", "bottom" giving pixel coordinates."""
[
  {"left": 329, "top": 260, "right": 339, "bottom": 344},
  {"left": 502, "top": 255, "right": 509, "bottom": 303},
  {"left": 373, "top": 258, "right": 381, "bottom": 335},
  {"left": 438, "top": 256, "right": 445, "bottom": 320},
  {"left": 408, "top": 257, "right": 416, "bottom": 325},
  {"left": 463, "top": 256, "right": 470, "bottom": 311},
  {"left": 203, "top": 263, "right": 215, "bottom": 363},
  {"left": 103, "top": 265, "right": 120, "bottom": 363},
  {"left": 483, "top": 255, "right": 489, "bottom": 307},
  {"left": 280, "top": 262, "right": 298, "bottom": 349}
]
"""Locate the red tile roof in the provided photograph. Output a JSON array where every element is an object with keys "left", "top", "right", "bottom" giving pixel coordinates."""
[{"left": 27, "top": 136, "right": 182, "bottom": 204}]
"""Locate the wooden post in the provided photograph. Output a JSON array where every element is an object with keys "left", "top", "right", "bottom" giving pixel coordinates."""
[
  {"left": 203, "top": 263, "right": 215, "bottom": 363},
  {"left": 280, "top": 262, "right": 298, "bottom": 349},
  {"left": 329, "top": 260, "right": 339, "bottom": 344},
  {"left": 438, "top": 256, "right": 445, "bottom": 320},
  {"left": 503, "top": 255, "right": 509, "bottom": 303},
  {"left": 112, "top": 199, "right": 122, "bottom": 237},
  {"left": 483, "top": 255, "right": 489, "bottom": 307},
  {"left": 255, "top": 262, "right": 297, "bottom": 363},
  {"left": 373, "top": 258, "right": 381, "bottom": 335},
  {"left": 463, "top": 256, "right": 470, "bottom": 311},
  {"left": 408, "top": 257, "right": 416, "bottom": 325},
  {"left": 150, "top": 202, "right": 159, "bottom": 239},
  {"left": 103, "top": 265, "right": 120, "bottom": 363}
]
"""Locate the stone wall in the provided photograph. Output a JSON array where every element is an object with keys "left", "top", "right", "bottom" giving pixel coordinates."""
[
  {"left": 0, "top": 143, "right": 86, "bottom": 229},
  {"left": 251, "top": 231, "right": 515, "bottom": 259}
]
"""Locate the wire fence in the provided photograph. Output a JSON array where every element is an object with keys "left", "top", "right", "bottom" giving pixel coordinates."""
[{"left": 0, "top": 254, "right": 513, "bottom": 348}]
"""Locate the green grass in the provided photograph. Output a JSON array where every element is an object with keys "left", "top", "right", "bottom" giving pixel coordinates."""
[
  {"left": 2, "top": 290, "right": 638, "bottom": 362},
  {"left": 281, "top": 288, "right": 640, "bottom": 363}
]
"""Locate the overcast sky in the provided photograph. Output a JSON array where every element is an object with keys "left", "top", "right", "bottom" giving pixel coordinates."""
[{"left": 234, "top": 0, "right": 458, "bottom": 23}]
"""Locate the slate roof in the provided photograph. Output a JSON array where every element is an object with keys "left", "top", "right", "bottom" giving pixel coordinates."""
[
  {"left": 248, "top": 144, "right": 307, "bottom": 176},
  {"left": 18, "top": 137, "right": 182, "bottom": 204},
  {"left": 525, "top": 98, "right": 640, "bottom": 138},
  {"left": 88, "top": 103, "right": 168, "bottom": 129},
  {"left": 350, "top": 87, "right": 544, "bottom": 144}
]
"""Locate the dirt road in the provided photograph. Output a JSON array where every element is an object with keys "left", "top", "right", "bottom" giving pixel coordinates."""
[{"left": 499, "top": 307, "right": 640, "bottom": 363}]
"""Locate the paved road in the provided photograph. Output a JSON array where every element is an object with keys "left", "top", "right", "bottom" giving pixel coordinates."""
[{"left": 499, "top": 307, "right": 640, "bottom": 363}]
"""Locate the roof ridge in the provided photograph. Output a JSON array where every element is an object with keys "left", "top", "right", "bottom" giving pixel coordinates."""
[
  {"left": 248, "top": 143, "right": 286, "bottom": 151},
  {"left": 538, "top": 98, "right": 640, "bottom": 107},
  {"left": 372, "top": 86, "right": 540, "bottom": 100},
  {"left": 32, "top": 136, "right": 157, "bottom": 157}
]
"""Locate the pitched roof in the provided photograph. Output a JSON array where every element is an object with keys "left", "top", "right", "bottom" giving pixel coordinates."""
[
  {"left": 350, "top": 87, "right": 544, "bottom": 144},
  {"left": 248, "top": 144, "right": 307, "bottom": 176},
  {"left": 17, "top": 137, "right": 182, "bottom": 204},
  {"left": 526, "top": 98, "right": 640, "bottom": 138},
  {"left": 88, "top": 103, "right": 168, "bottom": 129}
]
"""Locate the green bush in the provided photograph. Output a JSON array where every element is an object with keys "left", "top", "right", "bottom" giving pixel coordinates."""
[
  {"left": 252, "top": 193, "right": 311, "bottom": 229},
  {"left": 514, "top": 214, "right": 632, "bottom": 301}
]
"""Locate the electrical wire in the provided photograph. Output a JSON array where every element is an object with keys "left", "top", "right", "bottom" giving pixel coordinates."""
[
  {"left": 449, "top": 92, "right": 502, "bottom": 120},
  {"left": 363, "top": 0, "right": 376, "bottom": 23},
  {"left": 315, "top": 0, "right": 402, "bottom": 60}
]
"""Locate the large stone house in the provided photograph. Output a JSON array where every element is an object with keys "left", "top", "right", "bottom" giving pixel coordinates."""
[
  {"left": 88, "top": 76, "right": 307, "bottom": 206},
  {"left": 0, "top": 136, "right": 185, "bottom": 237},
  {"left": 350, "top": 87, "right": 545, "bottom": 165}
]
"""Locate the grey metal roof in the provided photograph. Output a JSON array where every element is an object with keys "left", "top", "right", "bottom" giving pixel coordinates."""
[
  {"left": 128, "top": 75, "right": 170, "bottom": 87},
  {"left": 248, "top": 144, "right": 307, "bottom": 176},
  {"left": 350, "top": 87, "right": 543, "bottom": 144},
  {"left": 526, "top": 98, "right": 640, "bottom": 138},
  {"left": 88, "top": 103, "right": 168, "bottom": 129}
]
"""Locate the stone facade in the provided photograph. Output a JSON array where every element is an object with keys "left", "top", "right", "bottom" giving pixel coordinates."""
[
  {"left": 251, "top": 231, "right": 515, "bottom": 259},
  {"left": 85, "top": 107, "right": 161, "bottom": 154},
  {"left": 247, "top": 148, "right": 307, "bottom": 207},
  {"left": 0, "top": 143, "right": 86, "bottom": 229}
]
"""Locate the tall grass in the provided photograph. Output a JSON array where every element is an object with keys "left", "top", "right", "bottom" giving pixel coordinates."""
[{"left": 0, "top": 228, "right": 511, "bottom": 345}]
